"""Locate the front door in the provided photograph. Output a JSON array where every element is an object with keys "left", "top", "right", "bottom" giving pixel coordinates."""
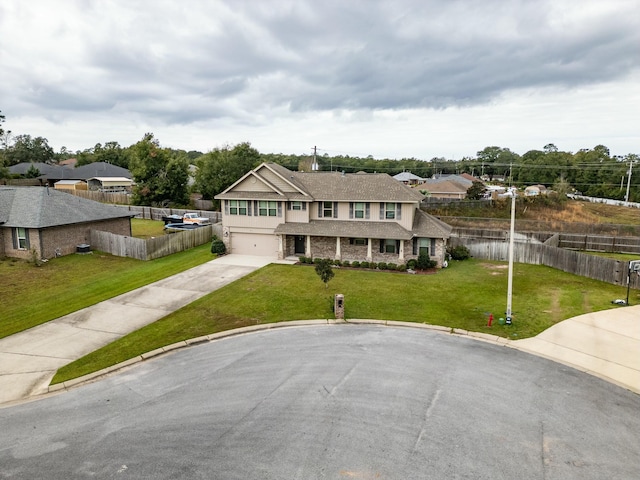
[{"left": 294, "top": 236, "right": 305, "bottom": 255}]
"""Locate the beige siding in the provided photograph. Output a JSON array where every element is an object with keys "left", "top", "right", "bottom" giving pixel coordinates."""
[
  {"left": 308, "top": 201, "right": 416, "bottom": 229},
  {"left": 257, "top": 168, "right": 300, "bottom": 193},
  {"left": 285, "top": 209, "right": 309, "bottom": 223},
  {"left": 223, "top": 213, "right": 282, "bottom": 229},
  {"left": 234, "top": 176, "right": 274, "bottom": 192}
]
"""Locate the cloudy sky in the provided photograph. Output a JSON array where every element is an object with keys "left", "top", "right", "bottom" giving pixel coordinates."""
[{"left": 1, "top": 0, "right": 639, "bottom": 160}]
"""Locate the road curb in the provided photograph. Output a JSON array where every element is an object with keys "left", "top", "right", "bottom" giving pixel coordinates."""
[
  {"left": 45, "top": 319, "right": 638, "bottom": 397},
  {"left": 47, "top": 320, "right": 516, "bottom": 395}
]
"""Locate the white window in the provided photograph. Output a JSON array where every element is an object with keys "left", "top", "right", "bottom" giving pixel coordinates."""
[
  {"left": 385, "top": 203, "right": 396, "bottom": 219},
  {"left": 259, "top": 201, "right": 277, "bottom": 216},
  {"left": 15, "top": 228, "right": 28, "bottom": 250},
  {"left": 418, "top": 238, "right": 430, "bottom": 256},
  {"left": 291, "top": 201, "right": 303, "bottom": 210},
  {"left": 229, "top": 200, "right": 248, "bottom": 215},
  {"left": 354, "top": 202, "right": 365, "bottom": 219}
]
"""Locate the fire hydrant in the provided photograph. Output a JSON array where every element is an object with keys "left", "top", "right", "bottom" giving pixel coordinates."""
[{"left": 487, "top": 313, "right": 494, "bottom": 327}]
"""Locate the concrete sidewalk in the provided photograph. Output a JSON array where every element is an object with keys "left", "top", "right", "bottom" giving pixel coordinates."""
[
  {"left": 0, "top": 255, "right": 289, "bottom": 405},
  {"left": 512, "top": 305, "right": 640, "bottom": 394}
]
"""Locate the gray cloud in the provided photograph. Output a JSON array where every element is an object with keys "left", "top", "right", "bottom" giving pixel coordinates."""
[{"left": 1, "top": 0, "right": 639, "bottom": 130}]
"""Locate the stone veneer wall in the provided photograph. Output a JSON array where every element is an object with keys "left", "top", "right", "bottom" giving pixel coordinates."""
[{"left": 287, "top": 235, "right": 447, "bottom": 267}]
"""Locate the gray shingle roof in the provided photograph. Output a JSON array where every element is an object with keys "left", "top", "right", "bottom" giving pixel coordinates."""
[
  {"left": 217, "top": 163, "right": 425, "bottom": 203},
  {"left": 289, "top": 170, "right": 425, "bottom": 202},
  {"left": 8, "top": 162, "right": 69, "bottom": 177},
  {"left": 412, "top": 209, "right": 453, "bottom": 238},
  {"left": 8, "top": 162, "right": 132, "bottom": 181},
  {"left": 393, "top": 172, "right": 424, "bottom": 182},
  {"left": 274, "top": 220, "right": 414, "bottom": 240},
  {"left": 0, "top": 186, "right": 134, "bottom": 228},
  {"left": 55, "top": 162, "right": 132, "bottom": 180}
]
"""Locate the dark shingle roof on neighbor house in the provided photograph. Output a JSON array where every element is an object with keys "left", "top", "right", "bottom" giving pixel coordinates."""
[
  {"left": 8, "top": 162, "right": 132, "bottom": 181},
  {"left": 0, "top": 186, "right": 134, "bottom": 229}
]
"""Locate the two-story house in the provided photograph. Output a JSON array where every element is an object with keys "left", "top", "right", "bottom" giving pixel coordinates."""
[{"left": 214, "top": 163, "right": 452, "bottom": 266}]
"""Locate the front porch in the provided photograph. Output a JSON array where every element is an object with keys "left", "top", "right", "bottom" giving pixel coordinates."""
[
  {"left": 279, "top": 234, "right": 445, "bottom": 266},
  {"left": 274, "top": 219, "right": 448, "bottom": 267}
]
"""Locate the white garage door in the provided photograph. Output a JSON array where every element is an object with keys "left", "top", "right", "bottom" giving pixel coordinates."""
[{"left": 230, "top": 233, "right": 279, "bottom": 257}]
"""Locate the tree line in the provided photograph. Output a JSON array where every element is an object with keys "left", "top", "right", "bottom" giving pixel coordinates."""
[{"left": 1, "top": 110, "right": 638, "bottom": 205}]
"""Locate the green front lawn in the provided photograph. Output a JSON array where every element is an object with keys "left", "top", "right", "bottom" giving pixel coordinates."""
[
  {"left": 52, "top": 259, "right": 635, "bottom": 384},
  {"left": 0, "top": 244, "right": 214, "bottom": 339}
]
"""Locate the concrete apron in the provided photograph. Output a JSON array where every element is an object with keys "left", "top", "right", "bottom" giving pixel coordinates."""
[
  {"left": 0, "top": 255, "right": 277, "bottom": 405},
  {"left": 513, "top": 304, "right": 640, "bottom": 394}
]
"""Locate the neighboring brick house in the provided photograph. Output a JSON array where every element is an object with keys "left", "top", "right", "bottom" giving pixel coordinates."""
[
  {"left": 215, "top": 163, "right": 452, "bottom": 266},
  {"left": 0, "top": 186, "right": 133, "bottom": 260}
]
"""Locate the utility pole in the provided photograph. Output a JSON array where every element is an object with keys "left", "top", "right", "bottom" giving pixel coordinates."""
[
  {"left": 625, "top": 160, "right": 634, "bottom": 203},
  {"left": 311, "top": 146, "right": 319, "bottom": 171}
]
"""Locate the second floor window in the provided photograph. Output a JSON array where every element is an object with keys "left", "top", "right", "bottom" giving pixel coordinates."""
[
  {"left": 229, "top": 200, "right": 248, "bottom": 215},
  {"left": 385, "top": 202, "right": 396, "bottom": 219},
  {"left": 259, "top": 201, "right": 277, "bottom": 216},
  {"left": 354, "top": 202, "right": 365, "bottom": 219},
  {"left": 323, "top": 201, "right": 334, "bottom": 217},
  {"left": 380, "top": 202, "right": 401, "bottom": 220}
]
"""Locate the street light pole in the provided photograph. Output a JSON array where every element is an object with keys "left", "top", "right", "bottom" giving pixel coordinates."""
[{"left": 506, "top": 188, "right": 516, "bottom": 325}]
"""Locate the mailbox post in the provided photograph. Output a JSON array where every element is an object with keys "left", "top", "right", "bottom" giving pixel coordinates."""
[{"left": 334, "top": 294, "right": 344, "bottom": 320}]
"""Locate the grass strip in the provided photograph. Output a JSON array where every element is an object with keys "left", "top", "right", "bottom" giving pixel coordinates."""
[{"left": 52, "top": 259, "right": 634, "bottom": 384}]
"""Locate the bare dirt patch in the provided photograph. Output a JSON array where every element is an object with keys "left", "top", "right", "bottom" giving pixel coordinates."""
[{"left": 480, "top": 263, "right": 508, "bottom": 275}]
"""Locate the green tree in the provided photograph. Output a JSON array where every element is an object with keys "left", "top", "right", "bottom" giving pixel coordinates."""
[
  {"left": 476, "top": 146, "right": 520, "bottom": 181},
  {"left": 466, "top": 181, "right": 487, "bottom": 200},
  {"left": 129, "top": 133, "right": 189, "bottom": 206},
  {"left": 314, "top": 259, "right": 335, "bottom": 288},
  {"left": 163, "top": 155, "right": 190, "bottom": 205},
  {"left": 194, "top": 142, "right": 260, "bottom": 207},
  {"left": 0, "top": 110, "right": 9, "bottom": 177},
  {"left": 5, "top": 134, "right": 54, "bottom": 165},
  {"left": 25, "top": 164, "right": 41, "bottom": 178}
]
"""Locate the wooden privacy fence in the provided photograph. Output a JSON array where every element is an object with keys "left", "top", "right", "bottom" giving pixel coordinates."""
[
  {"left": 557, "top": 234, "right": 640, "bottom": 254},
  {"left": 116, "top": 205, "right": 222, "bottom": 224},
  {"left": 68, "top": 190, "right": 131, "bottom": 205},
  {"left": 454, "top": 228, "right": 640, "bottom": 255},
  {"left": 444, "top": 217, "right": 640, "bottom": 237},
  {"left": 91, "top": 225, "right": 215, "bottom": 260},
  {"left": 450, "top": 236, "right": 640, "bottom": 288}
]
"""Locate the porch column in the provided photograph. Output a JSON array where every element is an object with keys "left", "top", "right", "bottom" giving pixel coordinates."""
[
  {"left": 306, "top": 235, "right": 311, "bottom": 258},
  {"left": 335, "top": 236, "right": 341, "bottom": 260},
  {"left": 399, "top": 239, "right": 405, "bottom": 262},
  {"left": 277, "top": 235, "right": 284, "bottom": 260},
  {"left": 367, "top": 238, "right": 372, "bottom": 262}
]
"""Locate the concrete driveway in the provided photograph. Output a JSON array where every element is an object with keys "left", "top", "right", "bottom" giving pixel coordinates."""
[{"left": 0, "top": 255, "right": 287, "bottom": 405}]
